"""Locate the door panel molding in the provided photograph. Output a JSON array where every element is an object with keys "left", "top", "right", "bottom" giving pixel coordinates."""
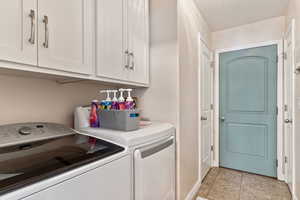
[{"left": 214, "top": 40, "right": 284, "bottom": 180}]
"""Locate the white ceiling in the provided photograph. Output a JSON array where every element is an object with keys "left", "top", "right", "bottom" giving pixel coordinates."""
[{"left": 195, "top": 0, "right": 290, "bottom": 31}]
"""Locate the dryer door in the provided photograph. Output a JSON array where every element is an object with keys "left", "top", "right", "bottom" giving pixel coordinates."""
[{"left": 134, "top": 136, "right": 175, "bottom": 200}]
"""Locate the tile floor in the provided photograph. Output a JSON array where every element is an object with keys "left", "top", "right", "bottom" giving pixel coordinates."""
[{"left": 196, "top": 167, "right": 292, "bottom": 200}]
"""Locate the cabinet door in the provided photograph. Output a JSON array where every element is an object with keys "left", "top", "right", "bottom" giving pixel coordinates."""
[
  {"left": 96, "top": 0, "right": 128, "bottom": 81},
  {"left": 0, "top": 0, "right": 37, "bottom": 65},
  {"left": 128, "top": 0, "right": 149, "bottom": 84},
  {"left": 38, "top": 0, "right": 92, "bottom": 74}
]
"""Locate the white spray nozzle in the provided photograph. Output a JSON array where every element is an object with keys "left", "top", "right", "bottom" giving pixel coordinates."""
[
  {"left": 125, "top": 89, "right": 133, "bottom": 102},
  {"left": 111, "top": 90, "right": 118, "bottom": 102},
  {"left": 118, "top": 88, "right": 125, "bottom": 102},
  {"left": 100, "top": 90, "right": 112, "bottom": 101}
]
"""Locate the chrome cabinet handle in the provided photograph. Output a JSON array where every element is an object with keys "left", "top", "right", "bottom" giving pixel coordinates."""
[
  {"left": 129, "top": 52, "right": 135, "bottom": 70},
  {"left": 28, "top": 10, "right": 35, "bottom": 44},
  {"left": 201, "top": 116, "right": 208, "bottom": 121},
  {"left": 43, "top": 16, "right": 49, "bottom": 48},
  {"left": 124, "top": 50, "right": 129, "bottom": 69},
  {"left": 295, "top": 66, "right": 300, "bottom": 74}
]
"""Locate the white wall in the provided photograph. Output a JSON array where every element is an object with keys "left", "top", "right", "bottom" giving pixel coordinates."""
[
  {"left": 134, "top": 0, "right": 180, "bottom": 197},
  {"left": 286, "top": 0, "right": 300, "bottom": 63},
  {"left": 212, "top": 16, "right": 286, "bottom": 50},
  {"left": 178, "top": 0, "right": 211, "bottom": 199},
  {"left": 135, "top": 0, "right": 178, "bottom": 126},
  {"left": 286, "top": 0, "right": 300, "bottom": 198},
  {"left": 0, "top": 74, "right": 107, "bottom": 127}
]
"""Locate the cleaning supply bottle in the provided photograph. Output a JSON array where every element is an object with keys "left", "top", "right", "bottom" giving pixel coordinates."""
[
  {"left": 100, "top": 90, "right": 112, "bottom": 110},
  {"left": 125, "top": 89, "right": 135, "bottom": 110},
  {"left": 118, "top": 88, "right": 126, "bottom": 110},
  {"left": 89, "top": 100, "right": 99, "bottom": 128},
  {"left": 111, "top": 90, "right": 119, "bottom": 110}
]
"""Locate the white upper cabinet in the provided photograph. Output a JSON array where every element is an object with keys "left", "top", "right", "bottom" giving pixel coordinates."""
[
  {"left": 38, "top": 0, "right": 93, "bottom": 75},
  {"left": 128, "top": 0, "right": 149, "bottom": 84},
  {"left": 96, "top": 0, "right": 128, "bottom": 81},
  {"left": 96, "top": 0, "right": 149, "bottom": 85},
  {"left": 0, "top": 0, "right": 149, "bottom": 87},
  {"left": 0, "top": 0, "right": 37, "bottom": 65}
]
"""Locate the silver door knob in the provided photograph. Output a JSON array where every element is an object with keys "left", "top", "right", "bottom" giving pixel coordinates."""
[
  {"left": 201, "top": 116, "right": 208, "bottom": 121},
  {"left": 220, "top": 117, "right": 225, "bottom": 122},
  {"left": 285, "top": 119, "right": 293, "bottom": 124}
]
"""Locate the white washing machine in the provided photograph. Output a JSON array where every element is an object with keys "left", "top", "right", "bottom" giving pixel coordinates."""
[
  {"left": 0, "top": 122, "right": 132, "bottom": 200},
  {"left": 75, "top": 106, "right": 176, "bottom": 200}
]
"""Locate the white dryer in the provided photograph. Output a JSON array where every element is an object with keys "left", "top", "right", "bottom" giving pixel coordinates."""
[{"left": 75, "top": 106, "right": 176, "bottom": 200}]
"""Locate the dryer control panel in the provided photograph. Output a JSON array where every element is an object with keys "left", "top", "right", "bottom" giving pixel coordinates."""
[{"left": 0, "top": 123, "right": 77, "bottom": 148}]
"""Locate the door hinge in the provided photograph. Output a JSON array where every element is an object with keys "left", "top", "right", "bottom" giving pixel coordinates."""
[
  {"left": 211, "top": 145, "right": 214, "bottom": 152},
  {"left": 276, "top": 106, "right": 278, "bottom": 115},
  {"left": 285, "top": 156, "right": 288, "bottom": 163},
  {"left": 283, "top": 52, "right": 287, "bottom": 60},
  {"left": 210, "top": 104, "right": 214, "bottom": 110},
  {"left": 284, "top": 104, "right": 288, "bottom": 112},
  {"left": 210, "top": 61, "right": 215, "bottom": 68},
  {"left": 277, "top": 52, "right": 287, "bottom": 63},
  {"left": 276, "top": 159, "right": 278, "bottom": 167}
]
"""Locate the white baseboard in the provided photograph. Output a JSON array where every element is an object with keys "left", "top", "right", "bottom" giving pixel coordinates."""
[
  {"left": 196, "top": 197, "right": 208, "bottom": 200},
  {"left": 184, "top": 179, "right": 202, "bottom": 200},
  {"left": 212, "top": 160, "right": 219, "bottom": 167}
]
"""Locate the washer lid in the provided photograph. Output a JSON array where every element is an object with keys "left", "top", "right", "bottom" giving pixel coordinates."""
[
  {"left": 78, "top": 122, "right": 175, "bottom": 148},
  {"left": 0, "top": 134, "right": 124, "bottom": 196}
]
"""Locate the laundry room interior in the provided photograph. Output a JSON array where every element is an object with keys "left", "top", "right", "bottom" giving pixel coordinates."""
[{"left": 0, "top": 0, "right": 299, "bottom": 200}]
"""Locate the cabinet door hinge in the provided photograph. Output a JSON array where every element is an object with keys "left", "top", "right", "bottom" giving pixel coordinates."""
[
  {"left": 210, "top": 104, "right": 214, "bottom": 110},
  {"left": 210, "top": 61, "right": 215, "bottom": 68},
  {"left": 276, "top": 159, "right": 278, "bottom": 167},
  {"left": 284, "top": 104, "right": 288, "bottom": 112},
  {"left": 276, "top": 106, "right": 278, "bottom": 115},
  {"left": 211, "top": 145, "right": 214, "bottom": 152},
  {"left": 285, "top": 156, "right": 288, "bottom": 163}
]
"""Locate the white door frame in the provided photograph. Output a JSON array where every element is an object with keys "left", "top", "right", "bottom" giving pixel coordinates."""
[
  {"left": 198, "top": 33, "right": 214, "bottom": 181},
  {"left": 284, "top": 18, "right": 296, "bottom": 194},
  {"left": 213, "top": 40, "right": 285, "bottom": 181}
]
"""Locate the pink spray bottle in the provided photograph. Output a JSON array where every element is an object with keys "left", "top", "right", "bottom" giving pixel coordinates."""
[
  {"left": 89, "top": 100, "right": 99, "bottom": 128},
  {"left": 118, "top": 88, "right": 126, "bottom": 110}
]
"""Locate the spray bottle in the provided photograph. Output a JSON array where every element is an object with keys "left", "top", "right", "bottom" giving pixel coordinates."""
[
  {"left": 111, "top": 90, "right": 119, "bottom": 110},
  {"left": 118, "top": 88, "right": 126, "bottom": 110},
  {"left": 100, "top": 90, "right": 112, "bottom": 110},
  {"left": 125, "top": 89, "right": 135, "bottom": 110},
  {"left": 89, "top": 100, "right": 99, "bottom": 128}
]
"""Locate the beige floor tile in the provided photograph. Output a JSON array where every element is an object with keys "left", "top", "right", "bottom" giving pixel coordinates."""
[
  {"left": 241, "top": 173, "right": 292, "bottom": 200},
  {"left": 197, "top": 182, "right": 211, "bottom": 197},
  {"left": 217, "top": 168, "right": 243, "bottom": 185},
  {"left": 206, "top": 168, "right": 242, "bottom": 200},
  {"left": 197, "top": 168, "right": 220, "bottom": 197},
  {"left": 196, "top": 168, "right": 292, "bottom": 200}
]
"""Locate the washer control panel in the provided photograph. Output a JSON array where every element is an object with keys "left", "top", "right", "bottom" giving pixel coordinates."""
[{"left": 0, "top": 123, "right": 77, "bottom": 148}]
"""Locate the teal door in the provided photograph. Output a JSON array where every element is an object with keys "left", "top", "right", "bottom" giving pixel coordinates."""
[{"left": 220, "top": 45, "right": 278, "bottom": 177}]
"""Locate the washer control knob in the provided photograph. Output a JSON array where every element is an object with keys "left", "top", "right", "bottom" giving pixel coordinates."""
[{"left": 18, "top": 127, "right": 32, "bottom": 135}]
